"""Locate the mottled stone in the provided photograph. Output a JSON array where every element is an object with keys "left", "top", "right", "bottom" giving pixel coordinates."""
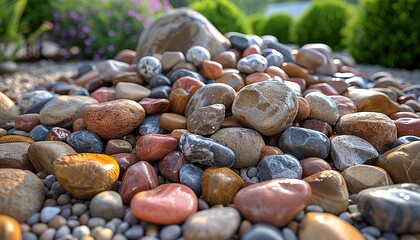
[
  {"left": 179, "top": 163, "right": 203, "bottom": 196},
  {"left": 0, "top": 215, "right": 21, "bottom": 240},
  {"left": 179, "top": 134, "right": 235, "bottom": 167},
  {"left": 299, "top": 212, "right": 364, "bottom": 240},
  {"left": 40, "top": 96, "right": 97, "bottom": 128},
  {"left": 202, "top": 167, "right": 244, "bottom": 206},
  {"left": 300, "top": 157, "right": 332, "bottom": 178},
  {"left": 89, "top": 191, "right": 124, "bottom": 221},
  {"left": 45, "top": 127, "right": 71, "bottom": 142},
  {"left": 138, "top": 114, "right": 167, "bottom": 135},
  {"left": 335, "top": 112, "right": 397, "bottom": 153},
  {"left": 257, "top": 154, "right": 302, "bottom": 181},
  {"left": 83, "top": 99, "right": 145, "bottom": 139},
  {"left": 305, "top": 92, "right": 339, "bottom": 125},
  {"left": 104, "top": 140, "right": 132, "bottom": 155},
  {"left": 233, "top": 79, "right": 298, "bottom": 136},
  {"left": 119, "top": 161, "right": 158, "bottom": 204},
  {"left": 330, "top": 135, "right": 379, "bottom": 171},
  {"left": 237, "top": 54, "right": 268, "bottom": 74},
  {"left": 15, "top": 114, "right": 40, "bottom": 131},
  {"left": 267, "top": 42, "right": 295, "bottom": 63},
  {"left": 0, "top": 142, "right": 32, "bottom": 170},
  {"left": 228, "top": 32, "right": 252, "bottom": 52},
  {"left": 186, "top": 46, "right": 211, "bottom": 66},
  {"left": 357, "top": 184, "right": 420, "bottom": 234},
  {"left": 150, "top": 85, "right": 171, "bottom": 99},
  {"left": 0, "top": 92, "right": 19, "bottom": 125},
  {"left": 346, "top": 89, "right": 399, "bottom": 116},
  {"left": 159, "top": 151, "right": 187, "bottom": 183},
  {"left": 278, "top": 127, "right": 330, "bottom": 160},
  {"left": 137, "top": 56, "right": 161, "bottom": 78},
  {"left": 185, "top": 83, "right": 236, "bottom": 118},
  {"left": 139, "top": 98, "right": 170, "bottom": 114},
  {"left": 115, "top": 82, "right": 150, "bottom": 101},
  {"left": 135, "top": 9, "right": 230, "bottom": 60},
  {"left": 303, "top": 170, "right": 349, "bottom": 214},
  {"left": 377, "top": 141, "right": 420, "bottom": 184},
  {"left": 295, "top": 96, "right": 311, "bottom": 122},
  {"left": 342, "top": 165, "right": 393, "bottom": 193},
  {"left": 302, "top": 119, "right": 333, "bottom": 137},
  {"left": 53, "top": 153, "right": 119, "bottom": 199},
  {"left": 187, "top": 104, "right": 225, "bottom": 135},
  {"left": 0, "top": 169, "right": 44, "bottom": 222},
  {"left": 210, "top": 127, "right": 265, "bottom": 168},
  {"left": 130, "top": 183, "right": 198, "bottom": 225},
  {"left": 28, "top": 141, "right": 76, "bottom": 174},
  {"left": 136, "top": 134, "right": 177, "bottom": 161},
  {"left": 66, "top": 130, "right": 103, "bottom": 153},
  {"left": 183, "top": 207, "right": 240, "bottom": 240},
  {"left": 17, "top": 90, "right": 53, "bottom": 114},
  {"left": 215, "top": 72, "right": 245, "bottom": 92},
  {"left": 395, "top": 118, "right": 420, "bottom": 137}
]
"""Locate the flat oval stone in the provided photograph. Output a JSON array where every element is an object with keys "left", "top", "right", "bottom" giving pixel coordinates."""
[
  {"left": 104, "top": 139, "right": 132, "bottom": 155},
  {"left": 210, "top": 127, "right": 265, "bottom": 168},
  {"left": 15, "top": 113, "right": 40, "bottom": 131},
  {"left": 202, "top": 167, "right": 244, "bottom": 206},
  {"left": 28, "top": 141, "right": 76, "bottom": 174},
  {"left": 66, "top": 130, "right": 103, "bottom": 153},
  {"left": 395, "top": 118, "right": 420, "bottom": 137},
  {"left": 159, "top": 151, "right": 187, "bottom": 183},
  {"left": 303, "top": 170, "right": 349, "bottom": 215},
  {"left": 0, "top": 142, "right": 32, "bottom": 170},
  {"left": 185, "top": 83, "right": 236, "bottom": 118},
  {"left": 89, "top": 191, "right": 124, "bottom": 221},
  {"left": 138, "top": 114, "right": 167, "bottom": 135},
  {"left": 136, "top": 134, "right": 177, "bottom": 161},
  {"left": 234, "top": 178, "right": 311, "bottom": 227},
  {"left": 139, "top": 98, "right": 170, "bottom": 114},
  {"left": 228, "top": 32, "right": 252, "bottom": 52},
  {"left": 278, "top": 127, "right": 330, "bottom": 160},
  {"left": 299, "top": 212, "right": 364, "bottom": 240},
  {"left": 39, "top": 96, "right": 97, "bottom": 128},
  {"left": 213, "top": 51, "right": 237, "bottom": 68},
  {"left": 330, "top": 135, "right": 379, "bottom": 171},
  {"left": 119, "top": 161, "right": 158, "bottom": 204},
  {"left": 0, "top": 169, "right": 44, "bottom": 222},
  {"left": 342, "top": 165, "right": 393, "bottom": 193},
  {"left": 115, "top": 82, "right": 150, "bottom": 101},
  {"left": 187, "top": 104, "right": 225, "bottom": 135},
  {"left": 161, "top": 51, "right": 185, "bottom": 72},
  {"left": 178, "top": 134, "right": 235, "bottom": 167},
  {"left": 179, "top": 163, "right": 203, "bottom": 196},
  {"left": 83, "top": 99, "right": 145, "bottom": 139},
  {"left": 305, "top": 92, "right": 339, "bottom": 125},
  {"left": 149, "top": 73, "right": 171, "bottom": 88},
  {"left": 242, "top": 223, "right": 284, "bottom": 240},
  {"left": 329, "top": 95, "right": 357, "bottom": 118},
  {"left": 200, "top": 60, "right": 223, "bottom": 79},
  {"left": 0, "top": 92, "right": 19, "bottom": 125},
  {"left": 0, "top": 215, "right": 22, "bottom": 240},
  {"left": 345, "top": 89, "right": 399, "bottom": 116},
  {"left": 183, "top": 207, "right": 241, "bottom": 240},
  {"left": 130, "top": 183, "right": 198, "bottom": 225},
  {"left": 357, "top": 184, "right": 420, "bottom": 234},
  {"left": 232, "top": 80, "right": 298, "bottom": 136},
  {"left": 215, "top": 72, "right": 245, "bottom": 92},
  {"left": 112, "top": 71, "right": 144, "bottom": 86},
  {"left": 391, "top": 135, "right": 420, "bottom": 148},
  {"left": 300, "top": 157, "right": 332, "bottom": 178},
  {"left": 17, "top": 90, "right": 53, "bottom": 113},
  {"left": 90, "top": 87, "right": 114, "bottom": 103},
  {"left": 302, "top": 119, "right": 333, "bottom": 137},
  {"left": 295, "top": 48, "right": 327, "bottom": 73},
  {"left": 45, "top": 127, "right": 71, "bottom": 142},
  {"left": 335, "top": 112, "right": 397, "bottom": 153},
  {"left": 377, "top": 141, "right": 420, "bottom": 184},
  {"left": 257, "top": 154, "right": 302, "bottom": 181},
  {"left": 53, "top": 153, "right": 120, "bottom": 199},
  {"left": 159, "top": 113, "right": 187, "bottom": 132}
]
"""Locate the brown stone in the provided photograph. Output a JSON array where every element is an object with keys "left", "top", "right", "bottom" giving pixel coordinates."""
[
  {"left": 300, "top": 157, "right": 332, "bottom": 178},
  {"left": 136, "top": 134, "right": 178, "bottom": 161},
  {"left": 325, "top": 80, "right": 349, "bottom": 94},
  {"left": 172, "top": 61, "right": 197, "bottom": 72},
  {"left": 259, "top": 146, "right": 283, "bottom": 160},
  {"left": 45, "top": 127, "right": 71, "bottom": 142},
  {"left": 114, "top": 49, "right": 136, "bottom": 64},
  {"left": 345, "top": 88, "right": 399, "bottom": 115},
  {"left": 172, "top": 76, "right": 205, "bottom": 94},
  {"left": 0, "top": 215, "right": 21, "bottom": 240},
  {"left": 104, "top": 139, "right": 132, "bottom": 155},
  {"left": 335, "top": 112, "right": 397, "bottom": 153},
  {"left": 119, "top": 161, "right": 158, "bottom": 204},
  {"left": 111, "top": 72, "right": 144, "bottom": 86},
  {"left": 302, "top": 119, "right": 333, "bottom": 137},
  {"left": 245, "top": 72, "right": 271, "bottom": 85},
  {"left": 0, "top": 92, "right": 19, "bottom": 125},
  {"left": 171, "top": 129, "right": 190, "bottom": 139},
  {"left": 138, "top": 98, "right": 170, "bottom": 114},
  {"left": 169, "top": 88, "right": 190, "bottom": 114},
  {"left": 161, "top": 51, "right": 185, "bottom": 73},
  {"left": 200, "top": 60, "right": 223, "bottom": 79},
  {"left": 159, "top": 151, "right": 187, "bottom": 183},
  {"left": 307, "top": 83, "right": 339, "bottom": 95},
  {"left": 243, "top": 44, "right": 261, "bottom": 57},
  {"left": 233, "top": 178, "right": 311, "bottom": 227},
  {"left": 395, "top": 118, "right": 420, "bottom": 137},
  {"left": 53, "top": 153, "right": 120, "bottom": 199},
  {"left": 28, "top": 141, "right": 76, "bottom": 174},
  {"left": 282, "top": 62, "right": 317, "bottom": 85},
  {"left": 221, "top": 116, "right": 243, "bottom": 128},
  {"left": 303, "top": 170, "right": 349, "bottom": 214},
  {"left": 0, "top": 135, "right": 34, "bottom": 144},
  {"left": 187, "top": 104, "right": 225, "bottom": 135},
  {"left": 72, "top": 118, "right": 86, "bottom": 131},
  {"left": 295, "top": 96, "right": 311, "bottom": 123},
  {"left": 342, "top": 165, "right": 393, "bottom": 193},
  {"left": 0, "top": 142, "right": 33, "bottom": 170},
  {"left": 265, "top": 66, "right": 289, "bottom": 80},
  {"left": 160, "top": 113, "right": 187, "bottom": 131},
  {"left": 329, "top": 95, "right": 357, "bottom": 117},
  {"left": 135, "top": 8, "right": 230, "bottom": 61},
  {"left": 83, "top": 99, "right": 145, "bottom": 139},
  {"left": 130, "top": 183, "right": 198, "bottom": 224},
  {"left": 377, "top": 141, "right": 420, "bottom": 184},
  {"left": 213, "top": 51, "right": 237, "bottom": 68},
  {"left": 295, "top": 48, "right": 327, "bottom": 74},
  {"left": 299, "top": 212, "right": 364, "bottom": 240},
  {"left": 75, "top": 69, "right": 100, "bottom": 86},
  {"left": 215, "top": 73, "right": 245, "bottom": 92},
  {"left": 0, "top": 169, "right": 44, "bottom": 222},
  {"left": 15, "top": 114, "right": 40, "bottom": 131},
  {"left": 90, "top": 87, "right": 115, "bottom": 103},
  {"left": 111, "top": 153, "right": 138, "bottom": 179}
]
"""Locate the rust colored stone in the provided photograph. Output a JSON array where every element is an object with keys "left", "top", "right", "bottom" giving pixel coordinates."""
[{"left": 136, "top": 134, "right": 178, "bottom": 161}]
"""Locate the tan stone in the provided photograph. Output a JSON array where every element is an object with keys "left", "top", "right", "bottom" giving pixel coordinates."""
[
  {"left": 0, "top": 92, "right": 19, "bottom": 125},
  {"left": 342, "top": 165, "right": 393, "bottom": 193},
  {"left": 345, "top": 89, "right": 399, "bottom": 115},
  {"left": 28, "top": 141, "right": 76, "bottom": 174}
]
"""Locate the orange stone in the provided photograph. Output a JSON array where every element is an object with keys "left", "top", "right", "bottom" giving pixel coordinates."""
[
  {"left": 345, "top": 89, "right": 399, "bottom": 116},
  {"left": 245, "top": 72, "right": 271, "bottom": 85},
  {"left": 114, "top": 49, "right": 136, "bottom": 64},
  {"left": 242, "top": 44, "right": 261, "bottom": 57},
  {"left": 130, "top": 183, "right": 198, "bottom": 225},
  {"left": 200, "top": 60, "right": 223, "bottom": 79},
  {"left": 172, "top": 76, "right": 205, "bottom": 95},
  {"left": 139, "top": 98, "right": 171, "bottom": 114},
  {"left": 215, "top": 73, "right": 245, "bottom": 92},
  {"left": 135, "top": 134, "right": 178, "bottom": 161},
  {"left": 300, "top": 157, "right": 332, "bottom": 178},
  {"left": 53, "top": 153, "right": 120, "bottom": 199},
  {"left": 0, "top": 135, "right": 34, "bottom": 144},
  {"left": 169, "top": 88, "right": 190, "bottom": 114},
  {"left": 265, "top": 66, "right": 289, "bottom": 80},
  {"left": 259, "top": 146, "right": 283, "bottom": 160},
  {"left": 0, "top": 215, "right": 21, "bottom": 240},
  {"left": 160, "top": 113, "right": 187, "bottom": 132},
  {"left": 295, "top": 96, "right": 311, "bottom": 123}
]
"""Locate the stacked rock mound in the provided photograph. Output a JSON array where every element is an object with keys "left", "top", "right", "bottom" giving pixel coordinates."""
[{"left": 1, "top": 8, "right": 420, "bottom": 240}]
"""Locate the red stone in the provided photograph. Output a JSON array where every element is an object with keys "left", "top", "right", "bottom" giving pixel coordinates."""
[
  {"left": 245, "top": 72, "right": 271, "bottom": 85},
  {"left": 242, "top": 44, "right": 261, "bottom": 57},
  {"left": 307, "top": 83, "right": 339, "bottom": 95},
  {"left": 395, "top": 118, "right": 420, "bottom": 137},
  {"left": 259, "top": 146, "right": 283, "bottom": 160},
  {"left": 130, "top": 183, "right": 198, "bottom": 225},
  {"left": 72, "top": 118, "right": 86, "bottom": 131},
  {"left": 139, "top": 98, "right": 171, "bottom": 114},
  {"left": 136, "top": 134, "right": 178, "bottom": 161},
  {"left": 233, "top": 178, "right": 311, "bottom": 227},
  {"left": 300, "top": 157, "right": 332, "bottom": 178},
  {"left": 390, "top": 112, "right": 420, "bottom": 120},
  {"left": 119, "top": 161, "right": 158, "bottom": 204},
  {"left": 172, "top": 76, "right": 205, "bottom": 95},
  {"left": 111, "top": 153, "right": 139, "bottom": 179},
  {"left": 45, "top": 127, "right": 71, "bottom": 142},
  {"left": 265, "top": 66, "right": 289, "bottom": 80},
  {"left": 90, "top": 87, "right": 115, "bottom": 103},
  {"left": 158, "top": 151, "right": 187, "bottom": 183},
  {"left": 15, "top": 114, "right": 40, "bottom": 131},
  {"left": 200, "top": 60, "right": 223, "bottom": 80},
  {"left": 302, "top": 119, "right": 333, "bottom": 137}
]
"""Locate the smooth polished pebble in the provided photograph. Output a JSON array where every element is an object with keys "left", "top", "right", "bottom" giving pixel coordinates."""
[
  {"left": 135, "top": 134, "right": 177, "bottom": 162},
  {"left": 186, "top": 46, "right": 211, "bottom": 66},
  {"left": 98, "top": 60, "right": 129, "bottom": 81},
  {"left": 0, "top": 215, "right": 22, "bottom": 240},
  {"left": 137, "top": 56, "right": 162, "bottom": 78},
  {"left": 138, "top": 114, "right": 167, "bottom": 135},
  {"left": 28, "top": 141, "right": 76, "bottom": 174},
  {"left": 66, "top": 130, "right": 103, "bottom": 153},
  {"left": 343, "top": 165, "right": 392, "bottom": 194},
  {"left": 346, "top": 88, "right": 399, "bottom": 116},
  {"left": 179, "top": 163, "right": 203, "bottom": 196},
  {"left": 89, "top": 191, "right": 124, "bottom": 221},
  {"left": 257, "top": 154, "right": 302, "bottom": 181},
  {"left": 115, "top": 82, "right": 150, "bottom": 101},
  {"left": 305, "top": 91, "right": 339, "bottom": 125},
  {"left": 0, "top": 142, "right": 33, "bottom": 170},
  {"left": 158, "top": 151, "right": 187, "bottom": 183}
]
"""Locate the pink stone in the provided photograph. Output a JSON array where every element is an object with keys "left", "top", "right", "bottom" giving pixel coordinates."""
[
  {"left": 15, "top": 114, "right": 40, "bottom": 131},
  {"left": 300, "top": 157, "right": 332, "bottom": 178},
  {"left": 90, "top": 87, "right": 115, "bottom": 103},
  {"left": 395, "top": 118, "right": 420, "bottom": 137}
]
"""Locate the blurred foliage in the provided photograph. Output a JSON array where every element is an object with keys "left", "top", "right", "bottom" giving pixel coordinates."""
[
  {"left": 261, "top": 12, "right": 293, "bottom": 43},
  {"left": 293, "top": 0, "right": 350, "bottom": 50},
  {"left": 345, "top": 0, "right": 420, "bottom": 69},
  {"left": 249, "top": 14, "right": 266, "bottom": 36},
  {"left": 189, "top": 0, "right": 252, "bottom": 34},
  {"left": 21, "top": 0, "right": 53, "bottom": 37}
]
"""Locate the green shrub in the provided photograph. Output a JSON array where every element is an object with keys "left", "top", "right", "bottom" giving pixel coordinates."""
[
  {"left": 189, "top": 0, "right": 252, "bottom": 34},
  {"left": 260, "top": 13, "right": 293, "bottom": 43},
  {"left": 293, "top": 0, "right": 350, "bottom": 50},
  {"left": 345, "top": 0, "right": 420, "bottom": 69},
  {"left": 21, "top": 0, "right": 53, "bottom": 36},
  {"left": 249, "top": 14, "right": 266, "bottom": 36}
]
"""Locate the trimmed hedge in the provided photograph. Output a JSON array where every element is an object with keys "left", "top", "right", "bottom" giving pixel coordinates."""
[
  {"left": 249, "top": 14, "right": 266, "bottom": 36},
  {"left": 261, "top": 13, "right": 293, "bottom": 43}
]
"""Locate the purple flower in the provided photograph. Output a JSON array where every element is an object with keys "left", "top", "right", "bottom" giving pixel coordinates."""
[
  {"left": 98, "top": 48, "right": 104, "bottom": 54},
  {"left": 93, "top": 54, "right": 101, "bottom": 60},
  {"left": 143, "top": 17, "right": 154, "bottom": 28},
  {"left": 163, "top": 0, "right": 171, "bottom": 12},
  {"left": 69, "top": 28, "right": 77, "bottom": 37},
  {"left": 106, "top": 10, "right": 113, "bottom": 17},
  {"left": 85, "top": 47, "right": 91, "bottom": 54},
  {"left": 84, "top": 39, "right": 92, "bottom": 46},
  {"left": 150, "top": 0, "right": 161, "bottom": 11},
  {"left": 82, "top": 26, "right": 89, "bottom": 33},
  {"left": 108, "top": 30, "right": 116, "bottom": 37},
  {"left": 128, "top": 9, "right": 136, "bottom": 17},
  {"left": 107, "top": 45, "right": 115, "bottom": 52},
  {"left": 69, "top": 11, "right": 80, "bottom": 21}
]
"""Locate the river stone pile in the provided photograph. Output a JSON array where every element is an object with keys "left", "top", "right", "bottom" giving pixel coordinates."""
[{"left": 1, "top": 8, "right": 420, "bottom": 240}]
